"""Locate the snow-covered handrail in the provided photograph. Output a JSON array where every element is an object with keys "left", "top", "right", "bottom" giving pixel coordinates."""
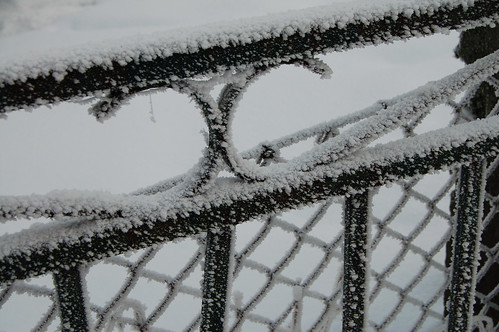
[
  {"left": 0, "top": 0, "right": 498, "bottom": 114},
  {"left": 1, "top": 2, "right": 499, "bottom": 331}
]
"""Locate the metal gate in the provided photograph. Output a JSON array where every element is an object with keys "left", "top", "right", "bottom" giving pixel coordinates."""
[{"left": 1, "top": 0, "right": 498, "bottom": 331}]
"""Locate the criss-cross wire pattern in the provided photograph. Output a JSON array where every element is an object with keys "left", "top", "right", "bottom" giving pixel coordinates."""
[{"left": 1, "top": 1, "right": 499, "bottom": 331}]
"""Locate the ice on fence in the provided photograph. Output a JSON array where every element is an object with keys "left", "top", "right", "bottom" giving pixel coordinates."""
[
  {"left": 0, "top": 0, "right": 496, "bottom": 105},
  {"left": 1, "top": 1, "right": 499, "bottom": 330}
]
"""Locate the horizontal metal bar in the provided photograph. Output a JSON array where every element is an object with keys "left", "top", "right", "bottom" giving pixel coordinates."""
[
  {"left": 1, "top": 0, "right": 498, "bottom": 113},
  {"left": 1, "top": 119, "right": 497, "bottom": 284}
]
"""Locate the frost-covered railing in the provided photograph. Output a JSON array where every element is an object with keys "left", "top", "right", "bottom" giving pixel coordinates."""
[{"left": 1, "top": 1, "right": 499, "bottom": 331}]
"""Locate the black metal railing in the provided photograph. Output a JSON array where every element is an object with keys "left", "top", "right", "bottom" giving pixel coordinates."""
[{"left": 1, "top": 1, "right": 498, "bottom": 331}]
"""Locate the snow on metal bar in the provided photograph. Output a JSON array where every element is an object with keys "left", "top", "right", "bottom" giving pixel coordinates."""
[
  {"left": 0, "top": 116, "right": 498, "bottom": 284},
  {"left": 201, "top": 226, "right": 234, "bottom": 332},
  {"left": 52, "top": 265, "right": 90, "bottom": 332},
  {"left": 1, "top": 0, "right": 498, "bottom": 113},
  {"left": 447, "top": 159, "right": 486, "bottom": 331},
  {"left": 343, "top": 191, "right": 371, "bottom": 332}
]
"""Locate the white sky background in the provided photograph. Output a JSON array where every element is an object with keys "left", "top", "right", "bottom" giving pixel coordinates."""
[{"left": 0, "top": 0, "right": 465, "bottom": 331}]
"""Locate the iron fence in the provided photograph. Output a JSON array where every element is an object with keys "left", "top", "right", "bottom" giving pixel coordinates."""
[{"left": 1, "top": 1, "right": 499, "bottom": 331}]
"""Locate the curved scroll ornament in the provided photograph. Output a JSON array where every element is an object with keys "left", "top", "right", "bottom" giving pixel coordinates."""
[
  {"left": 168, "top": 50, "right": 499, "bottom": 198},
  {"left": 80, "top": 50, "right": 499, "bottom": 201},
  {"left": 155, "top": 57, "right": 334, "bottom": 196}
]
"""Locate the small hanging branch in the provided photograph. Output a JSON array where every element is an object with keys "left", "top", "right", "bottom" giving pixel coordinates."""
[
  {"left": 88, "top": 82, "right": 171, "bottom": 122},
  {"left": 89, "top": 88, "right": 131, "bottom": 122}
]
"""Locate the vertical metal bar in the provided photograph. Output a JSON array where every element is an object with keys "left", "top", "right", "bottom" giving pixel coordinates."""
[
  {"left": 201, "top": 225, "right": 234, "bottom": 332},
  {"left": 448, "top": 159, "right": 486, "bottom": 332},
  {"left": 343, "top": 190, "right": 370, "bottom": 332},
  {"left": 53, "top": 265, "right": 89, "bottom": 332},
  {"left": 292, "top": 286, "right": 304, "bottom": 332}
]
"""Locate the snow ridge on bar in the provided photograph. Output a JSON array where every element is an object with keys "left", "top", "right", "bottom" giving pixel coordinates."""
[{"left": 1, "top": 0, "right": 498, "bottom": 113}]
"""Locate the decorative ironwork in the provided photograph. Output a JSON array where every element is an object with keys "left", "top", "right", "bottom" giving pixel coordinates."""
[{"left": 0, "top": 1, "right": 498, "bottom": 331}]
